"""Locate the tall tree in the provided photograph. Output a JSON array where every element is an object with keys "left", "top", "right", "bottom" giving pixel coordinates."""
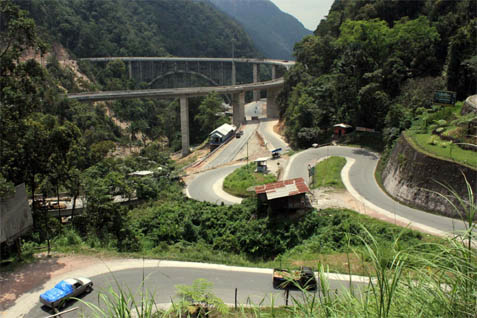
[{"left": 0, "top": 0, "right": 47, "bottom": 185}]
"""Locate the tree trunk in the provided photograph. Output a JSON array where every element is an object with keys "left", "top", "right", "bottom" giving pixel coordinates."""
[{"left": 16, "top": 237, "right": 22, "bottom": 260}]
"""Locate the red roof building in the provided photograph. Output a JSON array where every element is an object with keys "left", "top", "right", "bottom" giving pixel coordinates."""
[
  {"left": 254, "top": 178, "right": 310, "bottom": 210},
  {"left": 333, "top": 123, "right": 352, "bottom": 137}
]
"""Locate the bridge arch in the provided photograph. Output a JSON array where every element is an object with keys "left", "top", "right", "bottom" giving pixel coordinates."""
[
  {"left": 148, "top": 70, "right": 231, "bottom": 104},
  {"left": 148, "top": 70, "right": 220, "bottom": 88}
]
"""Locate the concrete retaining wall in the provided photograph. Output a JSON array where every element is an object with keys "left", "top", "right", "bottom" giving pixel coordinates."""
[
  {"left": 382, "top": 135, "right": 476, "bottom": 219},
  {"left": 462, "top": 95, "right": 477, "bottom": 115}
]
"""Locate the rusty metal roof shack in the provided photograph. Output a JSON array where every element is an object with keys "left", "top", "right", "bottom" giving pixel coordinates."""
[{"left": 254, "top": 178, "right": 310, "bottom": 211}]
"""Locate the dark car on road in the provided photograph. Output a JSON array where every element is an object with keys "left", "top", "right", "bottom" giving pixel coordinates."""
[{"left": 273, "top": 267, "right": 317, "bottom": 291}]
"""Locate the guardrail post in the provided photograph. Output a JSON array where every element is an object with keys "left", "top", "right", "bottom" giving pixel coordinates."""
[
  {"left": 285, "top": 288, "right": 289, "bottom": 306},
  {"left": 235, "top": 288, "right": 238, "bottom": 309}
]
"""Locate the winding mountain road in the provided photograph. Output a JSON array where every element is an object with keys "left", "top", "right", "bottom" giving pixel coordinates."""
[
  {"left": 13, "top": 261, "right": 366, "bottom": 318},
  {"left": 284, "top": 146, "right": 468, "bottom": 235},
  {"left": 187, "top": 100, "right": 468, "bottom": 235},
  {"left": 187, "top": 164, "right": 244, "bottom": 205}
]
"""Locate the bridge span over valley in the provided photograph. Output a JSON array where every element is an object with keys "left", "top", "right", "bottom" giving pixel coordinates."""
[{"left": 68, "top": 57, "right": 294, "bottom": 156}]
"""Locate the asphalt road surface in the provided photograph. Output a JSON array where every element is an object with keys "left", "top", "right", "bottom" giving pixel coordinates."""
[
  {"left": 244, "top": 100, "right": 263, "bottom": 120},
  {"left": 258, "top": 119, "right": 289, "bottom": 152},
  {"left": 27, "top": 267, "right": 365, "bottom": 318},
  {"left": 187, "top": 164, "right": 244, "bottom": 205},
  {"left": 284, "top": 146, "right": 468, "bottom": 234}
]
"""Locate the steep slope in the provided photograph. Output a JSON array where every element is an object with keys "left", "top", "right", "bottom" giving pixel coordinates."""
[
  {"left": 208, "top": 0, "right": 312, "bottom": 60},
  {"left": 15, "top": 0, "right": 258, "bottom": 58}
]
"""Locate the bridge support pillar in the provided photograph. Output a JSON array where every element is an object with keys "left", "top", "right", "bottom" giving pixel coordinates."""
[
  {"left": 231, "top": 61, "right": 236, "bottom": 85},
  {"left": 266, "top": 87, "right": 280, "bottom": 118},
  {"left": 180, "top": 96, "right": 190, "bottom": 157},
  {"left": 232, "top": 92, "right": 245, "bottom": 128},
  {"left": 128, "top": 61, "right": 132, "bottom": 80},
  {"left": 271, "top": 65, "right": 277, "bottom": 79},
  {"left": 253, "top": 63, "right": 260, "bottom": 101}
]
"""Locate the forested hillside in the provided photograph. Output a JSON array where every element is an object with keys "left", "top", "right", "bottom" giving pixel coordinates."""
[
  {"left": 281, "top": 0, "right": 476, "bottom": 149},
  {"left": 208, "top": 0, "right": 312, "bottom": 60},
  {"left": 0, "top": 0, "right": 248, "bottom": 257},
  {"left": 14, "top": 0, "right": 258, "bottom": 58}
]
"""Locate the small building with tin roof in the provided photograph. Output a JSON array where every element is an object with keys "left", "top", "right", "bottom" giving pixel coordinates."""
[
  {"left": 254, "top": 178, "right": 310, "bottom": 211},
  {"left": 209, "top": 123, "right": 236, "bottom": 149},
  {"left": 333, "top": 123, "right": 352, "bottom": 137}
]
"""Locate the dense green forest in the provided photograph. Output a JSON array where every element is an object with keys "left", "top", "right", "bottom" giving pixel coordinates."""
[
  {"left": 10, "top": 0, "right": 258, "bottom": 151},
  {"left": 281, "top": 0, "right": 476, "bottom": 149},
  {"left": 14, "top": 0, "right": 258, "bottom": 58}
]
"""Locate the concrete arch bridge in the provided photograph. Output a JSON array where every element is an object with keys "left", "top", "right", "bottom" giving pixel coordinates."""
[{"left": 69, "top": 57, "right": 295, "bottom": 156}]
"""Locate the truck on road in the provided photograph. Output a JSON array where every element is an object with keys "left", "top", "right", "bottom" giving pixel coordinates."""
[{"left": 272, "top": 267, "right": 317, "bottom": 290}]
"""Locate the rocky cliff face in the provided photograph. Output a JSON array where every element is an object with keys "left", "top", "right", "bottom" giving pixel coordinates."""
[{"left": 382, "top": 135, "right": 476, "bottom": 219}]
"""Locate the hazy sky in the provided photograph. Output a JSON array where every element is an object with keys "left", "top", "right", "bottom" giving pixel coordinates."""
[{"left": 269, "top": 0, "right": 335, "bottom": 31}]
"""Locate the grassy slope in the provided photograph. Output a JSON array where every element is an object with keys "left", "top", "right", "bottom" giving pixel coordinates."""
[
  {"left": 223, "top": 163, "right": 277, "bottom": 197},
  {"left": 405, "top": 131, "right": 477, "bottom": 169},
  {"left": 311, "top": 156, "right": 346, "bottom": 190}
]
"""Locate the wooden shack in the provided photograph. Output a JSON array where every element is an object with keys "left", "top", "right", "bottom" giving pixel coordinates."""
[
  {"left": 254, "top": 178, "right": 309, "bottom": 211},
  {"left": 333, "top": 123, "right": 352, "bottom": 137}
]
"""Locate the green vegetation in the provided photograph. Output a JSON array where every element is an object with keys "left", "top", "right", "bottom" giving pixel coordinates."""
[
  {"left": 340, "top": 131, "right": 386, "bottom": 152},
  {"left": 404, "top": 102, "right": 477, "bottom": 168},
  {"left": 311, "top": 157, "right": 346, "bottom": 190},
  {"left": 15, "top": 0, "right": 257, "bottom": 58},
  {"left": 25, "top": 197, "right": 437, "bottom": 276},
  {"left": 223, "top": 163, "right": 277, "bottom": 198},
  {"left": 405, "top": 132, "right": 477, "bottom": 169},
  {"left": 281, "top": 1, "right": 476, "bottom": 150},
  {"left": 80, "top": 216, "right": 475, "bottom": 318}
]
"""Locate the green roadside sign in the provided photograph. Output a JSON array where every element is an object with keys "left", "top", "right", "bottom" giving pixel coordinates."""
[{"left": 433, "top": 91, "right": 456, "bottom": 105}]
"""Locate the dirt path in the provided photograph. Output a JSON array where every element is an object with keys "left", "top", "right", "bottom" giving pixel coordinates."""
[{"left": 0, "top": 253, "right": 109, "bottom": 312}]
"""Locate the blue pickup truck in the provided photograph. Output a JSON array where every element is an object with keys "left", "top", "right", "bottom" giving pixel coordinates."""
[{"left": 40, "top": 277, "right": 93, "bottom": 308}]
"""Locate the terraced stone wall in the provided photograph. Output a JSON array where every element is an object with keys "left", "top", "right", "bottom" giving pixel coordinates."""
[{"left": 382, "top": 135, "right": 477, "bottom": 219}]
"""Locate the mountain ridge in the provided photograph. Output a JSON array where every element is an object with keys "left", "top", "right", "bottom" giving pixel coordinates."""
[{"left": 208, "top": 0, "right": 312, "bottom": 60}]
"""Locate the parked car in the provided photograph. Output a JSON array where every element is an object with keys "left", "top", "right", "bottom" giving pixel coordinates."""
[
  {"left": 273, "top": 267, "right": 317, "bottom": 290},
  {"left": 235, "top": 130, "right": 244, "bottom": 138},
  {"left": 40, "top": 277, "right": 93, "bottom": 308}
]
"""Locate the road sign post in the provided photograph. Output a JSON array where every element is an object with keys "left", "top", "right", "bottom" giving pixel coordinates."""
[{"left": 308, "top": 165, "right": 315, "bottom": 185}]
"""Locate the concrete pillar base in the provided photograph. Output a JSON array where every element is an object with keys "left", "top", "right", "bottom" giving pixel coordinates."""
[
  {"left": 231, "top": 62, "right": 236, "bottom": 85},
  {"left": 253, "top": 63, "right": 260, "bottom": 101},
  {"left": 180, "top": 96, "right": 190, "bottom": 157},
  {"left": 232, "top": 92, "right": 246, "bottom": 127},
  {"left": 266, "top": 87, "right": 280, "bottom": 118},
  {"left": 239, "top": 92, "right": 245, "bottom": 123}
]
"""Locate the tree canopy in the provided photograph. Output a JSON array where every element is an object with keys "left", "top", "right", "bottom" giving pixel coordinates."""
[{"left": 281, "top": 0, "right": 476, "bottom": 148}]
